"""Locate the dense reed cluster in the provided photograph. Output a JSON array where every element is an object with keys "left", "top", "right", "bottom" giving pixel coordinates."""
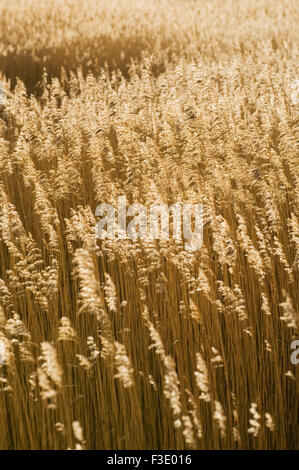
[{"left": 0, "top": 0, "right": 298, "bottom": 450}]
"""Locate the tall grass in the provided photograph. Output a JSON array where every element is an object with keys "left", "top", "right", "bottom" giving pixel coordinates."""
[{"left": 0, "top": 0, "right": 298, "bottom": 450}]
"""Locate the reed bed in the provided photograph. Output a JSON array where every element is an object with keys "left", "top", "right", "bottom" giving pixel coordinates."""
[{"left": 0, "top": 0, "right": 298, "bottom": 449}]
